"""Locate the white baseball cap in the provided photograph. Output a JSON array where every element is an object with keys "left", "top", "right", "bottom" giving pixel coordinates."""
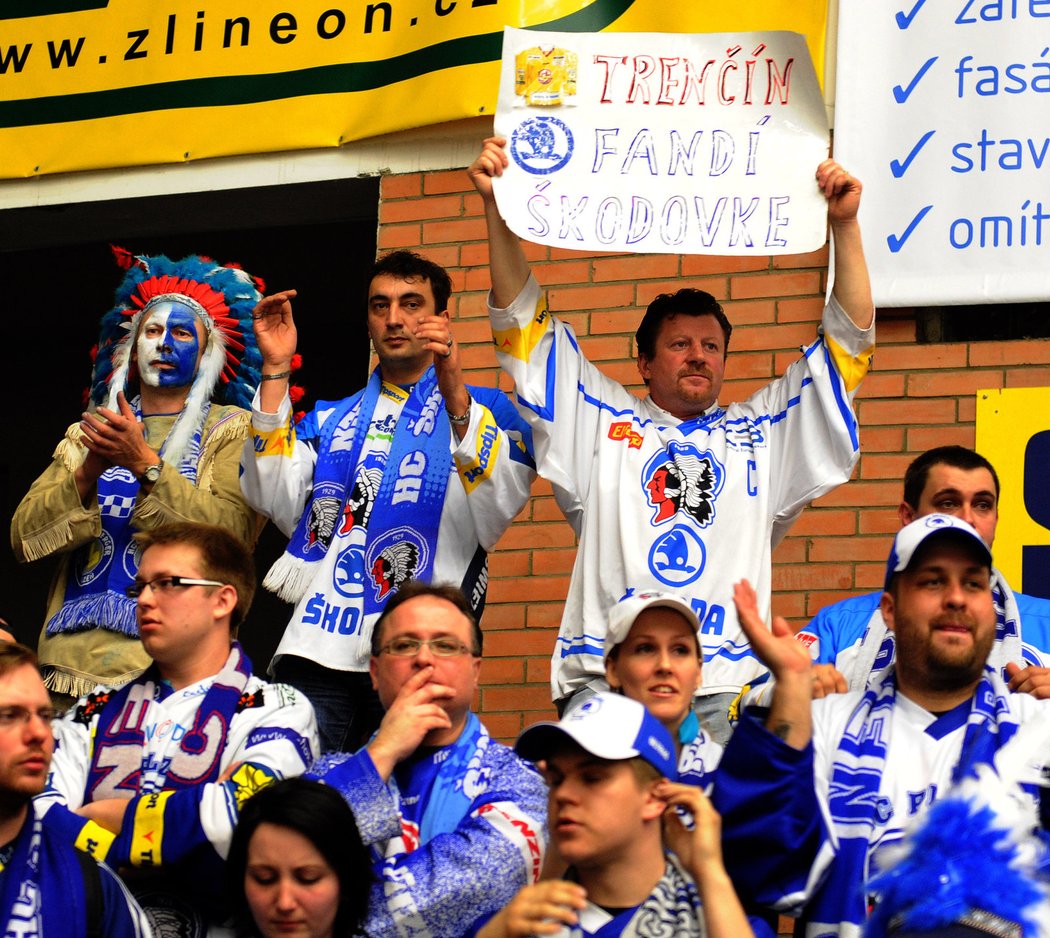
[
  {"left": 515, "top": 692, "right": 677, "bottom": 778},
  {"left": 604, "top": 590, "right": 701, "bottom": 661},
  {"left": 884, "top": 513, "right": 992, "bottom": 589}
]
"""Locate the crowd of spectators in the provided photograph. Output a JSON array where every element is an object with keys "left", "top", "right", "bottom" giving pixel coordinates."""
[{"left": 6, "top": 139, "right": 1050, "bottom": 938}]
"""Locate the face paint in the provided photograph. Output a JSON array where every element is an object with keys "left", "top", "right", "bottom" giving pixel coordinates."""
[{"left": 135, "top": 300, "right": 204, "bottom": 389}]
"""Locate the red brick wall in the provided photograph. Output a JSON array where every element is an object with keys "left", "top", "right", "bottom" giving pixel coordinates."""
[{"left": 378, "top": 166, "right": 1050, "bottom": 741}]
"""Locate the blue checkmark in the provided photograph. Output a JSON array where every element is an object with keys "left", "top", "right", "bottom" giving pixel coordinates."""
[
  {"left": 896, "top": 0, "right": 928, "bottom": 29},
  {"left": 890, "top": 131, "right": 936, "bottom": 178},
  {"left": 893, "top": 57, "right": 938, "bottom": 103},
  {"left": 887, "top": 205, "right": 933, "bottom": 253}
]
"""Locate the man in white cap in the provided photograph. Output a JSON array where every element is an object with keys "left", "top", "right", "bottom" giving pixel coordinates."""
[
  {"left": 742, "top": 445, "right": 1050, "bottom": 706},
  {"left": 715, "top": 514, "right": 1050, "bottom": 937},
  {"left": 478, "top": 692, "right": 752, "bottom": 938}
]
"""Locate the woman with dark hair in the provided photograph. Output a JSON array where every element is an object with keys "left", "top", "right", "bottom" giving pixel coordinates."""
[{"left": 227, "top": 777, "right": 372, "bottom": 937}]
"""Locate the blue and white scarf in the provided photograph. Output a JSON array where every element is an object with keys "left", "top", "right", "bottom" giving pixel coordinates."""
[
  {"left": 264, "top": 368, "right": 450, "bottom": 611},
  {"left": 812, "top": 667, "right": 1019, "bottom": 933},
  {"left": 554, "top": 858, "right": 704, "bottom": 937},
  {"left": 83, "top": 642, "right": 252, "bottom": 801},
  {"left": 47, "top": 400, "right": 210, "bottom": 638},
  {"left": 389, "top": 713, "right": 490, "bottom": 855},
  {"left": 0, "top": 803, "right": 90, "bottom": 938}
]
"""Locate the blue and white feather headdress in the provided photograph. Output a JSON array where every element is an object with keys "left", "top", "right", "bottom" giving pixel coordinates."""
[{"left": 90, "top": 247, "right": 264, "bottom": 466}]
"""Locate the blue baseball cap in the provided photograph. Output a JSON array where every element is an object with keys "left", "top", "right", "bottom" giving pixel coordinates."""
[
  {"left": 884, "top": 514, "right": 992, "bottom": 589},
  {"left": 515, "top": 692, "right": 676, "bottom": 778}
]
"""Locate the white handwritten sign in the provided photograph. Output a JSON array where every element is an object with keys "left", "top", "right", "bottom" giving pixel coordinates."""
[
  {"left": 835, "top": 2, "right": 1050, "bottom": 306},
  {"left": 492, "top": 27, "right": 830, "bottom": 256}
]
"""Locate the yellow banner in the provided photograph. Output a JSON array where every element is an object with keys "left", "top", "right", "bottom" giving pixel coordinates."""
[
  {"left": 0, "top": 0, "right": 826, "bottom": 178},
  {"left": 975, "top": 387, "right": 1050, "bottom": 598}
]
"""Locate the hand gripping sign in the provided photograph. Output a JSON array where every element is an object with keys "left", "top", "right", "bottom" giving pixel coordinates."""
[{"left": 493, "top": 27, "right": 830, "bottom": 256}]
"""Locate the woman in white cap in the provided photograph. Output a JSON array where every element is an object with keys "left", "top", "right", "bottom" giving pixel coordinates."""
[{"left": 603, "top": 590, "right": 722, "bottom": 788}]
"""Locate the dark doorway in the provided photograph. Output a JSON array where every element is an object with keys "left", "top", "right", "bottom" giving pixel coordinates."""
[{"left": 1, "top": 174, "right": 379, "bottom": 672}]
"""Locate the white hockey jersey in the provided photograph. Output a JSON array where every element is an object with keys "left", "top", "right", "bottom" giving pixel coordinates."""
[{"left": 489, "top": 276, "right": 874, "bottom": 700}]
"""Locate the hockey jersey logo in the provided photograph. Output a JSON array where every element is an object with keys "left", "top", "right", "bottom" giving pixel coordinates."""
[{"left": 641, "top": 443, "right": 725, "bottom": 528}]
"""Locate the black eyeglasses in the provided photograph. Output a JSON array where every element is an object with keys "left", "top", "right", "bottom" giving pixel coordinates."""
[{"left": 125, "top": 575, "right": 226, "bottom": 599}]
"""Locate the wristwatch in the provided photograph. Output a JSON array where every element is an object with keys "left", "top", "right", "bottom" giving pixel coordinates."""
[{"left": 142, "top": 460, "right": 163, "bottom": 484}]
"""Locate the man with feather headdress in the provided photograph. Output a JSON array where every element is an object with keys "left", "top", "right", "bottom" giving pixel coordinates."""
[{"left": 11, "top": 247, "right": 264, "bottom": 707}]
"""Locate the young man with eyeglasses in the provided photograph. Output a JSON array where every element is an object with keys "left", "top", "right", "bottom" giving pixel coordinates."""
[
  {"left": 37, "top": 521, "right": 318, "bottom": 937},
  {"left": 0, "top": 642, "right": 150, "bottom": 936},
  {"left": 307, "top": 580, "right": 548, "bottom": 938}
]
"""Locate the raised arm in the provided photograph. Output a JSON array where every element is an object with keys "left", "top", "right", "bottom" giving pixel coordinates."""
[
  {"left": 733, "top": 580, "right": 813, "bottom": 750},
  {"left": 816, "top": 160, "right": 874, "bottom": 331},
  {"left": 468, "top": 136, "right": 531, "bottom": 308},
  {"left": 252, "top": 289, "right": 298, "bottom": 415}
]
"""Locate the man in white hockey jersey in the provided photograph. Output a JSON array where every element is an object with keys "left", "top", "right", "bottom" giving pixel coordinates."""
[
  {"left": 241, "top": 249, "right": 536, "bottom": 753},
  {"left": 469, "top": 137, "right": 876, "bottom": 739},
  {"left": 714, "top": 514, "right": 1050, "bottom": 936},
  {"left": 39, "top": 521, "right": 319, "bottom": 936}
]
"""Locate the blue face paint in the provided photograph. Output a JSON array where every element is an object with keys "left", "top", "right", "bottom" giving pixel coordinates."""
[{"left": 136, "top": 300, "right": 203, "bottom": 389}]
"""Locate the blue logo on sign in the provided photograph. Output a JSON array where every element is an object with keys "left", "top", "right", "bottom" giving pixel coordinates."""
[
  {"left": 510, "top": 117, "right": 574, "bottom": 175},
  {"left": 648, "top": 525, "right": 706, "bottom": 587}
]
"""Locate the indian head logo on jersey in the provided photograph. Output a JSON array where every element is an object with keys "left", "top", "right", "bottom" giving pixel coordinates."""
[
  {"left": 641, "top": 443, "right": 725, "bottom": 528},
  {"left": 366, "top": 527, "right": 430, "bottom": 602}
]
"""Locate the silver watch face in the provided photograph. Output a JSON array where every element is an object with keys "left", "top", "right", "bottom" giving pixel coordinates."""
[{"left": 144, "top": 463, "right": 162, "bottom": 483}]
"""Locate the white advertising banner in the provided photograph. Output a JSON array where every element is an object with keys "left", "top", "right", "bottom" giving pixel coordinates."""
[
  {"left": 492, "top": 27, "right": 830, "bottom": 255},
  {"left": 835, "top": 0, "right": 1050, "bottom": 306}
]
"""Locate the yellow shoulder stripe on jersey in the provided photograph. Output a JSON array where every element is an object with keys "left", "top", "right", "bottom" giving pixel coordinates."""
[
  {"left": 491, "top": 293, "right": 552, "bottom": 363},
  {"left": 74, "top": 819, "right": 116, "bottom": 862},
  {"left": 130, "top": 789, "right": 174, "bottom": 868},
  {"left": 826, "top": 336, "right": 874, "bottom": 393},
  {"left": 253, "top": 413, "right": 297, "bottom": 459},
  {"left": 454, "top": 409, "right": 503, "bottom": 494}
]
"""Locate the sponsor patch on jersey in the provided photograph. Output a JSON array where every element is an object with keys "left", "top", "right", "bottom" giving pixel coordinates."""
[
  {"left": 647, "top": 525, "right": 707, "bottom": 587},
  {"left": 608, "top": 421, "right": 644, "bottom": 449},
  {"left": 456, "top": 414, "right": 503, "bottom": 493},
  {"left": 795, "top": 632, "right": 819, "bottom": 652},
  {"left": 73, "top": 690, "right": 113, "bottom": 726},
  {"left": 229, "top": 762, "right": 278, "bottom": 810},
  {"left": 641, "top": 442, "right": 725, "bottom": 528},
  {"left": 236, "top": 688, "right": 266, "bottom": 712},
  {"left": 253, "top": 421, "right": 296, "bottom": 458},
  {"left": 245, "top": 726, "right": 314, "bottom": 766}
]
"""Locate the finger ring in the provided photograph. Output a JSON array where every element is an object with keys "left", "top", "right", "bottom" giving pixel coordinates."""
[
  {"left": 446, "top": 337, "right": 453, "bottom": 348},
  {"left": 443, "top": 348, "right": 452, "bottom": 358}
]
